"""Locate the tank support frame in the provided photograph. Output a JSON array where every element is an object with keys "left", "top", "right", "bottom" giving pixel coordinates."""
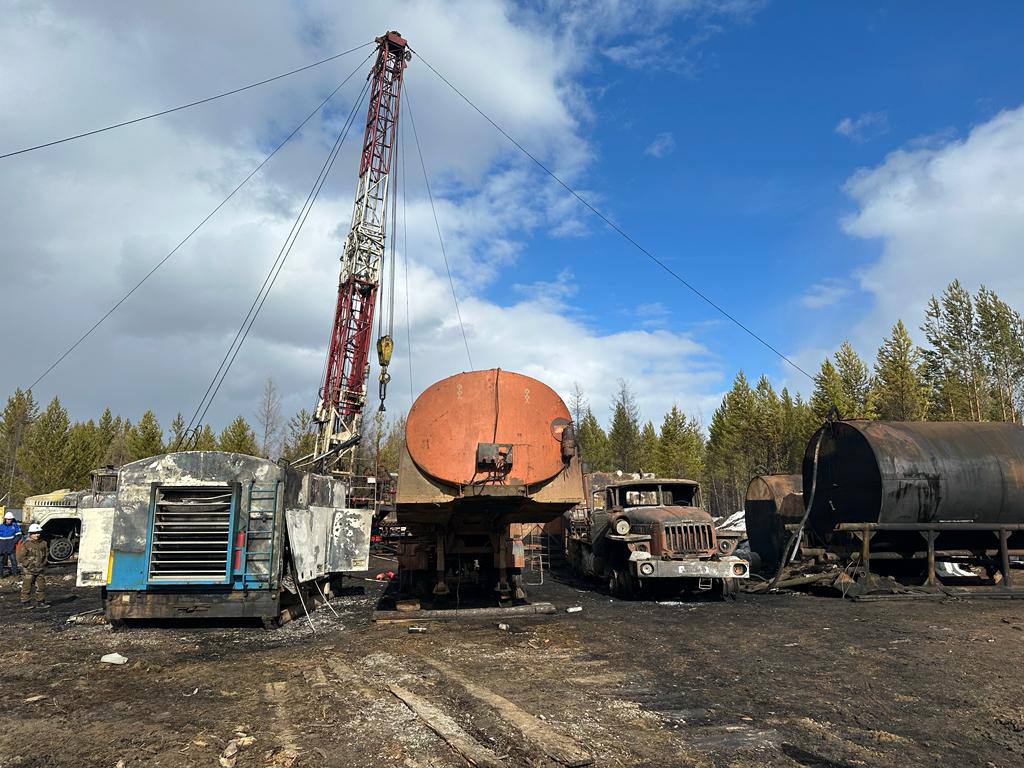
[{"left": 837, "top": 521, "right": 1024, "bottom": 593}]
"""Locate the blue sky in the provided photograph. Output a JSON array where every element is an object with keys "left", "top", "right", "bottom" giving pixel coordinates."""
[
  {"left": 478, "top": 2, "right": 1024, "bottom": 398},
  {"left": 3, "top": 1, "right": 1024, "bottom": 432}
]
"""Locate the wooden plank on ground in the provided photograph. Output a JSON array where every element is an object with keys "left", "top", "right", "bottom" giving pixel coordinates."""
[
  {"left": 373, "top": 602, "right": 556, "bottom": 623},
  {"left": 388, "top": 683, "right": 505, "bottom": 768},
  {"left": 326, "top": 658, "right": 379, "bottom": 699},
  {"left": 417, "top": 657, "right": 593, "bottom": 767}
]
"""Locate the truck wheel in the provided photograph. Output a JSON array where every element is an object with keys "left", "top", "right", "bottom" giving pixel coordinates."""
[
  {"left": 608, "top": 568, "right": 635, "bottom": 600},
  {"left": 48, "top": 536, "right": 75, "bottom": 562},
  {"left": 718, "top": 578, "right": 739, "bottom": 600}
]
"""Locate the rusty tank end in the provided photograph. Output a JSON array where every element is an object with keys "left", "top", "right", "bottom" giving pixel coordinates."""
[
  {"left": 397, "top": 368, "right": 583, "bottom": 524},
  {"left": 395, "top": 369, "right": 584, "bottom": 603},
  {"left": 405, "top": 368, "right": 571, "bottom": 488},
  {"left": 804, "top": 420, "right": 1024, "bottom": 546},
  {"left": 744, "top": 474, "right": 802, "bottom": 573}
]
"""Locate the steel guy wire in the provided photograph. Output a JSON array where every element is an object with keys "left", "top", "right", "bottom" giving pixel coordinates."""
[
  {"left": 179, "top": 77, "right": 371, "bottom": 445},
  {"left": 401, "top": 116, "right": 415, "bottom": 403},
  {"left": 410, "top": 46, "right": 813, "bottom": 383},
  {"left": 1, "top": 42, "right": 374, "bottom": 161},
  {"left": 28, "top": 51, "right": 375, "bottom": 394},
  {"left": 405, "top": 85, "right": 474, "bottom": 371}
]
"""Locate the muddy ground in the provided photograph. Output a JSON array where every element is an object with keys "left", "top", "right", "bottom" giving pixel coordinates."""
[{"left": 1, "top": 558, "right": 1022, "bottom": 768}]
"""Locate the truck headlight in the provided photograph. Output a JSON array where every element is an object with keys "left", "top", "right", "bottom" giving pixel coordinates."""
[
  {"left": 719, "top": 539, "right": 734, "bottom": 554},
  {"left": 613, "top": 518, "right": 630, "bottom": 535},
  {"left": 640, "top": 561, "right": 655, "bottom": 576}
]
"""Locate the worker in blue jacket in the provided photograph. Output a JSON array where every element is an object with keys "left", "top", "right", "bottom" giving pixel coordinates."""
[{"left": 0, "top": 510, "right": 21, "bottom": 577}]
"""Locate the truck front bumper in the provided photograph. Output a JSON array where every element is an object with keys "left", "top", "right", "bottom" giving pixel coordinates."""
[{"left": 629, "top": 555, "right": 749, "bottom": 580}]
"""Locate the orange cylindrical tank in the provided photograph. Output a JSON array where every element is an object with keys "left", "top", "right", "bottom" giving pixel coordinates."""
[
  {"left": 405, "top": 368, "right": 572, "bottom": 487},
  {"left": 396, "top": 369, "right": 583, "bottom": 602}
]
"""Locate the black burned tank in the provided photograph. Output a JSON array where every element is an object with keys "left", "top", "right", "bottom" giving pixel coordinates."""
[
  {"left": 803, "top": 420, "right": 1024, "bottom": 542},
  {"left": 744, "top": 474, "right": 802, "bottom": 573}
]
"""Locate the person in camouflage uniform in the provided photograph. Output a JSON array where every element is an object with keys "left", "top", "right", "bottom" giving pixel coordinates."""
[{"left": 20, "top": 524, "right": 49, "bottom": 607}]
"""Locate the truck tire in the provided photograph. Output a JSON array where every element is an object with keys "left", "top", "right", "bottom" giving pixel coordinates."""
[
  {"left": 48, "top": 536, "right": 75, "bottom": 562},
  {"left": 719, "top": 577, "right": 739, "bottom": 600},
  {"left": 608, "top": 567, "right": 635, "bottom": 600}
]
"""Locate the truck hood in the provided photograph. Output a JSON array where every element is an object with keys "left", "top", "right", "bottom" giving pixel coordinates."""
[{"left": 622, "top": 505, "right": 711, "bottom": 525}]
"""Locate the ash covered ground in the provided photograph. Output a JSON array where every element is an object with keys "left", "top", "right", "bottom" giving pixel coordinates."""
[{"left": 2, "top": 558, "right": 1022, "bottom": 768}]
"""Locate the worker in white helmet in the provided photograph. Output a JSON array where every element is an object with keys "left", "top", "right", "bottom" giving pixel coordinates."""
[
  {"left": 0, "top": 510, "right": 21, "bottom": 577},
  {"left": 20, "top": 523, "right": 49, "bottom": 607}
]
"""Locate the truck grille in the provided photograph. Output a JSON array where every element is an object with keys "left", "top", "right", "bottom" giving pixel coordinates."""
[
  {"left": 148, "top": 487, "right": 234, "bottom": 582},
  {"left": 663, "top": 523, "right": 714, "bottom": 556}
]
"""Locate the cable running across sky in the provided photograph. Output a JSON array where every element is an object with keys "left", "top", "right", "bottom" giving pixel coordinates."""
[
  {"left": 405, "top": 86, "right": 474, "bottom": 371},
  {"left": 178, "top": 78, "right": 372, "bottom": 447},
  {"left": 0, "top": 42, "right": 374, "bottom": 161},
  {"left": 26, "top": 50, "right": 375, "bottom": 393},
  {"left": 409, "top": 46, "right": 813, "bottom": 383}
]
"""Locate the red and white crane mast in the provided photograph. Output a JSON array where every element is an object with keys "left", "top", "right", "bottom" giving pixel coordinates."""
[{"left": 314, "top": 31, "right": 409, "bottom": 475}]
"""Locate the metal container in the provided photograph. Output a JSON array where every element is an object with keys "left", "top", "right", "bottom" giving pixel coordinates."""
[
  {"left": 395, "top": 369, "right": 583, "bottom": 602},
  {"left": 404, "top": 368, "right": 572, "bottom": 488},
  {"left": 744, "top": 474, "right": 802, "bottom": 573},
  {"left": 77, "top": 451, "right": 371, "bottom": 624},
  {"left": 803, "top": 420, "right": 1024, "bottom": 542},
  {"left": 397, "top": 369, "right": 583, "bottom": 521}
]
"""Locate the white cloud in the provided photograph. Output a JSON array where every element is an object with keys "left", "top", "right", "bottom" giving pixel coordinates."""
[
  {"left": 0, "top": 0, "right": 756, "bottom": 437},
  {"left": 644, "top": 132, "right": 676, "bottom": 158},
  {"left": 632, "top": 302, "right": 672, "bottom": 328},
  {"left": 835, "top": 111, "right": 889, "bottom": 143},
  {"left": 830, "top": 104, "right": 1024, "bottom": 358},
  {"left": 598, "top": 1, "right": 763, "bottom": 74},
  {"left": 800, "top": 279, "right": 850, "bottom": 309},
  {"left": 387, "top": 264, "right": 721, "bottom": 424}
]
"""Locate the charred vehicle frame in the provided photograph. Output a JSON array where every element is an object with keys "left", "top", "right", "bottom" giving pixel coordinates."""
[{"left": 568, "top": 477, "right": 749, "bottom": 598}]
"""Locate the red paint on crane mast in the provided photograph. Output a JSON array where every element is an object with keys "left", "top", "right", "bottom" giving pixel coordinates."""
[{"left": 316, "top": 31, "right": 409, "bottom": 471}]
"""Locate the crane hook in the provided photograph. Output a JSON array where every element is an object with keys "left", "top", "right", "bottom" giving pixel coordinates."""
[{"left": 377, "top": 335, "right": 394, "bottom": 412}]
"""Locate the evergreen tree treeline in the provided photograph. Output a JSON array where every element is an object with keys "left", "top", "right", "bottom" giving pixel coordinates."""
[
  {"left": 3, "top": 282, "right": 1021, "bottom": 513},
  {"left": 574, "top": 281, "right": 1024, "bottom": 515},
  {"left": 0, "top": 378, "right": 320, "bottom": 505}
]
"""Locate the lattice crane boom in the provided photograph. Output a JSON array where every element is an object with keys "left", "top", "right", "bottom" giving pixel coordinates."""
[{"left": 314, "top": 31, "right": 409, "bottom": 474}]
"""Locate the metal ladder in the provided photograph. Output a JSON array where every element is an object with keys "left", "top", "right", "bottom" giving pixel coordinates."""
[
  {"left": 523, "top": 526, "right": 548, "bottom": 586},
  {"left": 243, "top": 481, "right": 280, "bottom": 587}
]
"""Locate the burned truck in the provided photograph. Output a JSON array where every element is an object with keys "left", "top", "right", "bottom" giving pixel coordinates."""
[
  {"left": 22, "top": 466, "right": 118, "bottom": 561},
  {"left": 567, "top": 477, "right": 749, "bottom": 598},
  {"left": 76, "top": 451, "right": 371, "bottom": 625}
]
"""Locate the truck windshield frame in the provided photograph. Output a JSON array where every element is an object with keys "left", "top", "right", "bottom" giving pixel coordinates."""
[{"left": 609, "top": 482, "right": 700, "bottom": 509}]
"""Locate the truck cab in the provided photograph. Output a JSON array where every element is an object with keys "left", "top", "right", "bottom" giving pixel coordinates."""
[
  {"left": 23, "top": 466, "right": 118, "bottom": 562},
  {"left": 568, "top": 477, "right": 749, "bottom": 598}
]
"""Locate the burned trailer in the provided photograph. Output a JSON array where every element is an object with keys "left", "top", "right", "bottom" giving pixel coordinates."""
[
  {"left": 804, "top": 420, "right": 1024, "bottom": 587},
  {"left": 568, "top": 477, "right": 750, "bottom": 598},
  {"left": 744, "top": 474, "right": 806, "bottom": 574},
  {"left": 394, "top": 369, "right": 584, "bottom": 603},
  {"left": 76, "top": 451, "right": 371, "bottom": 624}
]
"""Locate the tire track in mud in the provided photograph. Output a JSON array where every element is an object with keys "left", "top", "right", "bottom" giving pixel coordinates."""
[
  {"left": 263, "top": 680, "right": 302, "bottom": 765},
  {"left": 366, "top": 641, "right": 712, "bottom": 767}
]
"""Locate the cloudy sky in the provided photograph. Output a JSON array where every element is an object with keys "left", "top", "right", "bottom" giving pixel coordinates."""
[{"left": 2, "top": 1, "right": 1023, "bottom": 435}]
